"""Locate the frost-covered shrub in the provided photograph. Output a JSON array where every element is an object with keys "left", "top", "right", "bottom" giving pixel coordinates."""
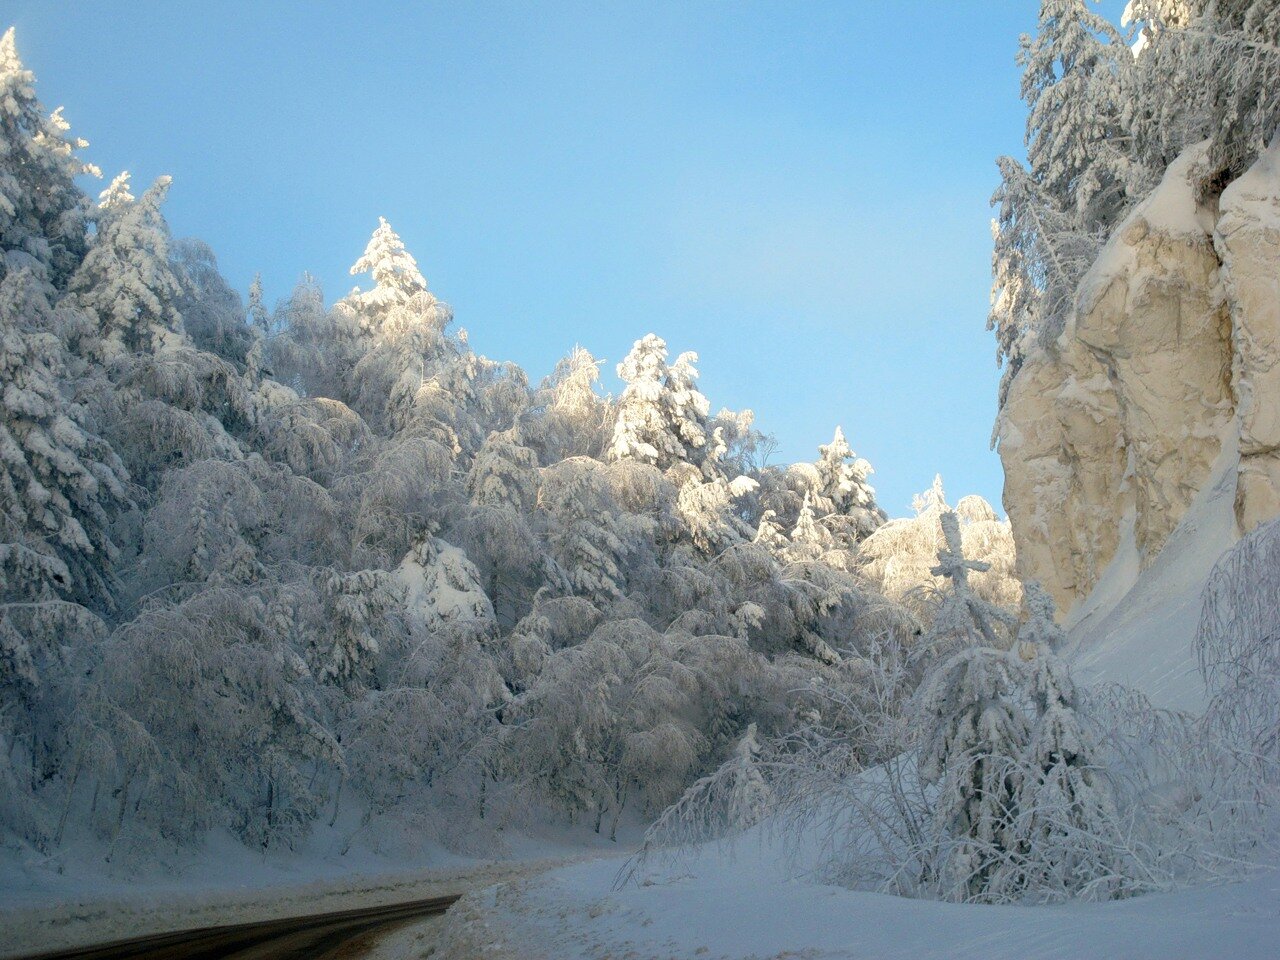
[{"left": 1194, "top": 516, "right": 1280, "bottom": 843}]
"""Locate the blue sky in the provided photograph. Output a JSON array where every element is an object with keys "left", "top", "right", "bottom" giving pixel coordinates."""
[{"left": 8, "top": 1, "right": 1128, "bottom": 516}]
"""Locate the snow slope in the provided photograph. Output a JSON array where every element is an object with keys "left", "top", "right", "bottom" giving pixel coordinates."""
[
  {"left": 1065, "top": 432, "right": 1241, "bottom": 712},
  {"left": 434, "top": 842, "right": 1280, "bottom": 960}
]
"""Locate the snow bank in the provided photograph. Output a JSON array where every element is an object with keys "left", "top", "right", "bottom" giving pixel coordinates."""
[
  {"left": 1065, "top": 433, "right": 1240, "bottom": 712},
  {"left": 434, "top": 841, "right": 1280, "bottom": 960}
]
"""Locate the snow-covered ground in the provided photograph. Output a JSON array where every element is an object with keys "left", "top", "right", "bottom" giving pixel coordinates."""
[
  {"left": 433, "top": 844, "right": 1280, "bottom": 960},
  {"left": 0, "top": 822, "right": 629, "bottom": 958},
  {"left": 430, "top": 461, "right": 1280, "bottom": 960}
]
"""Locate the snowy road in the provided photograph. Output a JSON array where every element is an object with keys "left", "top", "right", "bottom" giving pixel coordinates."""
[{"left": 12, "top": 893, "right": 460, "bottom": 960}]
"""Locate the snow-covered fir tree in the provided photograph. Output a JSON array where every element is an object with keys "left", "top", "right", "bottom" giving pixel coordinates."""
[
  {"left": 812, "top": 425, "right": 885, "bottom": 541},
  {"left": 347, "top": 215, "right": 428, "bottom": 310},
  {"left": 0, "top": 27, "right": 95, "bottom": 286},
  {"left": 1021, "top": 0, "right": 1137, "bottom": 228},
  {"left": 609, "top": 334, "right": 717, "bottom": 475},
  {"left": 610, "top": 333, "right": 684, "bottom": 469},
  {"left": 0, "top": 251, "right": 127, "bottom": 609},
  {"left": 341, "top": 218, "right": 455, "bottom": 432},
  {"left": 247, "top": 271, "right": 270, "bottom": 336},
  {"left": 788, "top": 491, "right": 833, "bottom": 562},
  {"left": 1017, "top": 580, "right": 1067, "bottom": 654},
  {"left": 70, "top": 173, "right": 186, "bottom": 359},
  {"left": 916, "top": 643, "right": 1030, "bottom": 902}
]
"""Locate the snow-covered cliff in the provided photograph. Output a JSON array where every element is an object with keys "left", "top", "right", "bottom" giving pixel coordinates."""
[{"left": 998, "top": 139, "right": 1280, "bottom": 617}]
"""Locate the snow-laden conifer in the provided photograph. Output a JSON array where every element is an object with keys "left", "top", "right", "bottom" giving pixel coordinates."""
[
  {"left": 347, "top": 216, "right": 427, "bottom": 311},
  {"left": 610, "top": 334, "right": 716, "bottom": 474},
  {"left": 916, "top": 643, "right": 1029, "bottom": 902},
  {"left": 71, "top": 174, "right": 186, "bottom": 359},
  {"left": 0, "top": 268, "right": 126, "bottom": 606},
  {"left": 1022, "top": 0, "right": 1137, "bottom": 227},
  {"left": 247, "top": 272, "right": 270, "bottom": 336},
  {"left": 813, "top": 426, "right": 884, "bottom": 538},
  {"left": 0, "top": 27, "right": 96, "bottom": 286},
  {"left": 1006, "top": 642, "right": 1136, "bottom": 900}
]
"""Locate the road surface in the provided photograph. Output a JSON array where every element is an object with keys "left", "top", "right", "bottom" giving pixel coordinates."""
[{"left": 13, "top": 893, "right": 461, "bottom": 960}]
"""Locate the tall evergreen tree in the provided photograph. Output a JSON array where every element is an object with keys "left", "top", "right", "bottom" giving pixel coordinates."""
[
  {"left": 0, "top": 268, "right": 127, "bottom": 606},
  {"left": 813, "top": 425, "right": 885, "bottom": 539},
  {"left": 917, "top": 643, "right": 1030, "bottom": 902},
  {"left": 1021, "top": 0, "right": 1137, "bottom": 227},
  {"left": 70, "top": 174, "right": 186, "bottom": 359},
  {"left": 0, "top": 27, "right": 95, "bottom": 287},
  {"left": 342, "top": 218, "right": 458, "bottom": 433}
]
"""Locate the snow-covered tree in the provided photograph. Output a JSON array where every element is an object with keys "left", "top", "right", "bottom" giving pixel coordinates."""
[
  {"left": 508, "top": 620, "right": 740, "bottom": 839},
  {"left": 1196, "top": 515, "right": 1280, "bottom": 788},
  {"left": 788, "top": 491, "right": 833, "bottom": 562},
  {"left": 1017, "top": 580, "right": 1067, "bottom": 654},
  {"left": 533, "top": 344, "right": 610, "bottom": 461},
  {"left": 610, "top": 334, "right": 683, "bottom": 468},
  {"left": 341, "top": 218, "right": 455, "bottom": 432},
  {"left": 988, "top": 1, "right": 1147, "bottom": 408},
  {"left": 267, "top": 273, "right": 349, "bottom": 400},
  {"left": 665, "top": 349, "right": 714, "bottom": 473},
  {"left": 311, "top": 568, "right": 404, "bottom": 688},
  {"left": 342, "top": 434, "right": 461, "bottom": 566},
  {"left": 395, "top": 535, "right": 496, "bottom": 637},
  {"left": 172, "top": 238, "right": 256, "bottom": 368},
  {"left": 86, "top": 588, "right": 339, "bottom": 853},
  {"left": 624, "top": 720, "right": 775, "bottom": 873},
  {"left": 70, "top": 174, "right": 186, "bottom": 359},
  {"left": 752, "top": 509, "right": 789, "bottom": 553},
  {"left": 916, "top": 644, "right": 1029, "bottom": 902},
  {"left": 467, "top": 428, "right": 539, "bottom": 513},
  {"left": 539, "top": 458, "right": 630, "bottom": 604},
  {"left": 609, "top": 334, "right": 715, "bottom": 474},
  {"left": 347, "top": 216, "right": 428, "bottom": 311},
  {"left": 0, "top": 27, "right": 96, "bottom": 286},
  {"left": 1124, "top": 1, "right": 1280, "bottom": 196},
  {"left": 812, "top": 426, "right": 884, "bottom": 536},
  {"left": 1021, "top": 0, "right": 1137, "bottom": 227},
  {"left": 247, "top": 272, "right": 270, "bottom": 336},
  {"left": 1008, "top": 645, "right": 1133, "bottom": 900},
  {"left": 988, "top": 153, "right": 1108, "bottom": 403},
  {"left": 676, "top": 475, "right": 753, "bottom": 556},
  {"left": 0, "top": 268, "right": 127, "bottom": 606}
]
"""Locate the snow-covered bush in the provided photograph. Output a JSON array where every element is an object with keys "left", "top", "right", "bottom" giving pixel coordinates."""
[{"left": 1193, "top": 516, "right": 1280, "bottom": 850}]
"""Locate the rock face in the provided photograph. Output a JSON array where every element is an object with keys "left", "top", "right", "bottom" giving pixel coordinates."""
[{"left": 998, "top": 142, "right": 1280, "bottom": 615}]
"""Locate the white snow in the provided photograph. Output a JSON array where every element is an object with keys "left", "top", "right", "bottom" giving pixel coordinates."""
[
  {"left": 431, "top": 434, "right": 1264, "bottom": 960},
  {"left": 435, "top": 837, "right": 1280, "bottom": 960},
  {"left": 1066, "top": 432, "right": 1240, "bottom": 711},
  {"left": 0, "top": 823, "right": 625, "bottom": 958},
  {"left": 395, "top": 537, "right": 495, "bottom": 626}
]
